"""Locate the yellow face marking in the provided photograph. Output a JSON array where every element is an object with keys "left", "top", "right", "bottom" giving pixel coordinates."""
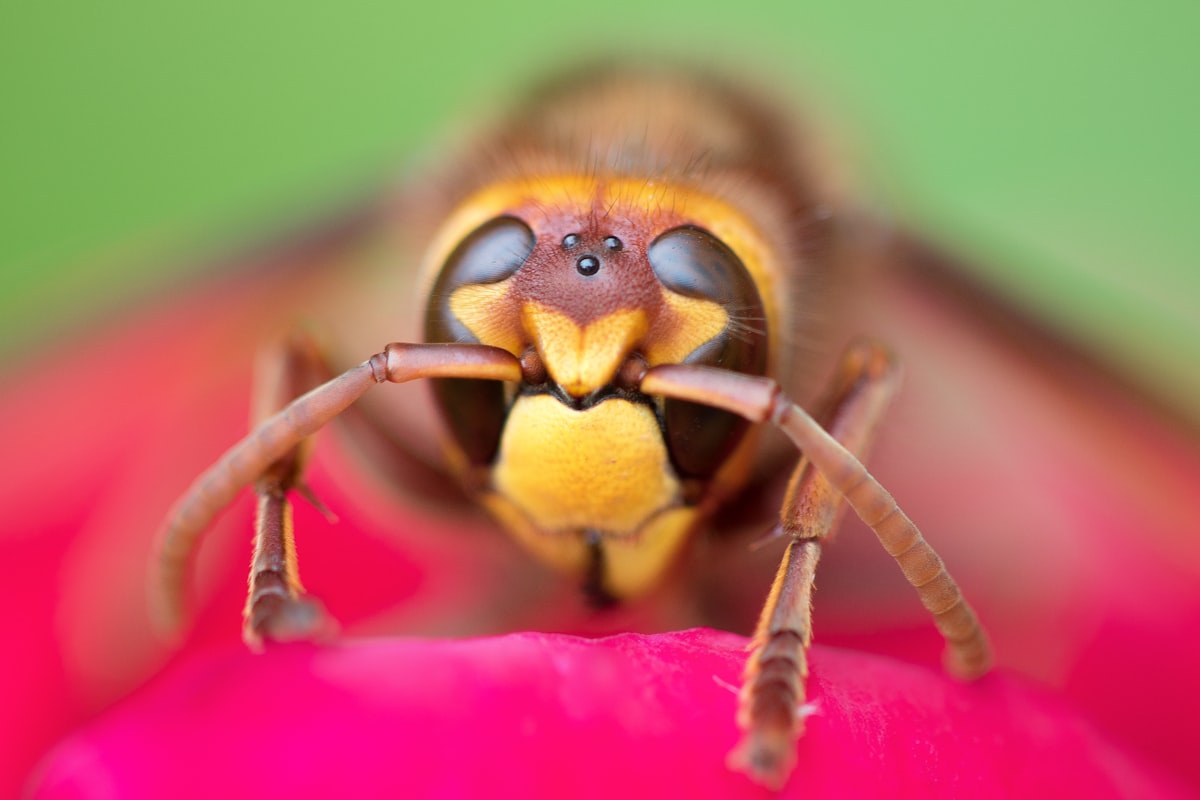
[
  {"left": 492, "top": 395, "right": 678, "bottom": 533},
  {"left": 602, "top": 507, "right": 696, "bottom": 598},
  {"left": 486, "top": 393, "right": 699, "bottom": 598},
  {"left": 521, "top": 303, "right": 647, "bottom": 397},
  {"left": 449, "top": 283, "right": 729, "bottom": 394},
  {"left": 478, "top": 497, "right": 699, "bottom": 599},
  {"left": 448, "top": 282, "right": 523, "bottom": 355},
  {"left": 644, "top": 292, "right": 729, "bottom": 366},
  {"left": 478, "top": 494, "right": 589, "bottom": 576}
]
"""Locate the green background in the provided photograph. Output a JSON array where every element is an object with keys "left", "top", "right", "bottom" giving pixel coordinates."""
[{"left": 2, "top": 1, "right": 1197, "bottom": 423}]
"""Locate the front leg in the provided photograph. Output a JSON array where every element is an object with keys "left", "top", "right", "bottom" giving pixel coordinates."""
[
  {"left": 243, "top": 331, "right": 337, "bottom": 650},
  {"left": 152, "top": 341, "right": 522, "bottom": 637}
]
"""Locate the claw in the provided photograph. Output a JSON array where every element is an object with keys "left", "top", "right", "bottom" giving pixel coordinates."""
[{"left": 244, "top": 592, "right": 337, "bottom": 652}]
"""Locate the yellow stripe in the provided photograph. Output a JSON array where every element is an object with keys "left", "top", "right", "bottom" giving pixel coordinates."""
[
  {"left": 647, "top": 291, "right": 729, "bottom": 366},
  {"left": 447, "top": 282, "right": 522, "bottom": 354},
  {"left": 521, "top": 303, "right": 647, "bottom": 397}
]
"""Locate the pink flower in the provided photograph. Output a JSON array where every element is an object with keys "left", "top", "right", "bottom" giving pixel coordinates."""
[
  {"left": 2, "top": 263, "right": 1198, "bottom": 796},
  {"left": 28, "top": 632, "right": 1189, "bottom": 799}
]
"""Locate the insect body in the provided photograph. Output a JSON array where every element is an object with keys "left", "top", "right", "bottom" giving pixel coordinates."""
[{"left": 155, "top": 66, "right": 991, "bottom": 789}]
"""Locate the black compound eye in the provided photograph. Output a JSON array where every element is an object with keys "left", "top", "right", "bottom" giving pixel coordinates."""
[
  {"left": 424, "top": 216, "right": 534, "bottom": 466},
  {"left": 441, "top": 217, "right": 536, "bottom": 291},
  {"left": 647, "top": 226, "right": 769, "bottom": 481},
  {"left": 647, "top": 226, "right": 745, "bottom": 304}
]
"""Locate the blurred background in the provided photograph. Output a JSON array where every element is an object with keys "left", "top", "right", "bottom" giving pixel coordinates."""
[{"left": 1, "top": 0, "right": 1197, "bottom": 423}]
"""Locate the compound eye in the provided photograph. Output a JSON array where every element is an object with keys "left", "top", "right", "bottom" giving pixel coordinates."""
[
  {"left": 424, "top": 216, "right": 534, "bottom": 466},
  {"left": 425, "top": 216, "right": 535, "bottom": 344},
  {"left": 451, "top": 216, "right": 536, "bottom": 284},
  {"left": 443, "top": 216, "right": 534, "bottom": 289},
  {"left": 647, "top": 226, "right": 745, "bottom": 305},
  {"left": 648, "top": 226, "right": 769, "bottom": 480}
]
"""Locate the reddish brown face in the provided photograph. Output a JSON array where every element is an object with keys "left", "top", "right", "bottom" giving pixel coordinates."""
[
  {"left": 424, "top": 178, "right": 769, "bottom": 481},
  {"left": 503, "top": 214, "right": 667, "bottom": 330}
]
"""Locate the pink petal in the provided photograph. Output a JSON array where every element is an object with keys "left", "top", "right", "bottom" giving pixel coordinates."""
[{"left": 29, "top": 631, "right": 1188, "bottom": 799}]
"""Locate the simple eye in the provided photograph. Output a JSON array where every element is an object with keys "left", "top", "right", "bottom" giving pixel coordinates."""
[
  {"left": 424, "top": 216, "right": 534, "bottom": 466},
  {"left": 648, "top": 226, "right": 769, "bottom": 481}
]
